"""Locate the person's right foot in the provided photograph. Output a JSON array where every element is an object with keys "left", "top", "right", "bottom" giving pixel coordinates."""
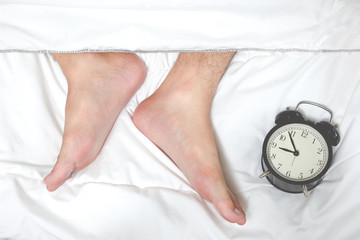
[
  {"left": 44, "top": 53, "right": 146, "bottom": 192},
  {"left": 132, "top": 65, "right": 246, "bottom": 225}
]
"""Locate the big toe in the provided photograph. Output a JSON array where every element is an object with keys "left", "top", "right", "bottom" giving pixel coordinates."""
[
  {"left": 44, "top": 159, "right": 75, "bottom": 192},
  {"left": 213, "top": 189, "right": 246, "bottom": 225}
]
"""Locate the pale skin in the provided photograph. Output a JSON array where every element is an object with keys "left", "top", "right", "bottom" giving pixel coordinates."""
[{"left": 44, "top": 52, "right": 246, "bottom": 225}]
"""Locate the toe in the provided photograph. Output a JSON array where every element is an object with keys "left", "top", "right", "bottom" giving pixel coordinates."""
[
  {"left": 213, "top": 189, "right": 246, "bottom": 225},
  {"left": 191, "top": 169, "right": 246, "bottom": 225},
  {"left": 44, "top": 158, "right": 75, "bottom": 192}
]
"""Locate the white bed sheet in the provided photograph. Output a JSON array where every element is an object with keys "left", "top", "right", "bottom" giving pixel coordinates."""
[
  {"left": 1, "top": 51, "right": 359, "bottom": 240},
  {"left": 1, "top": 1, "right": 360, "bottom": 239}
]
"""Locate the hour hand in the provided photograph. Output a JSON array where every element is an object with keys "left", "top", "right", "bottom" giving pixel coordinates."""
[{"left": 279, "top": 147, "right": 295, "bottom": 154}]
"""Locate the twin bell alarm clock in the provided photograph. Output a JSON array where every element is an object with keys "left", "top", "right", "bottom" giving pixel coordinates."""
[{"left": 259, "top": 101, "right": 340, "bottom": 197}]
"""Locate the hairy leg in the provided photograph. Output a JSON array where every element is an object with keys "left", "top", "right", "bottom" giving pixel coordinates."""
[
  {"left": 132, "top": 52, "right": 246, "bottom": 225},
  {"left": 44, "top": 53, "right": 146, "bottom": 191}
]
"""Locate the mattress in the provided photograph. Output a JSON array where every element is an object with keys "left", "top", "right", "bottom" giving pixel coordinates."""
[{"left": 1, "top": 1, "right": 360, "bottom": 239}]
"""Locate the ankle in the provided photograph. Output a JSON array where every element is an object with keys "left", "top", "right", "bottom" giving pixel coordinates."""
[
  {"left": 120, "top": 53, "right": 147, "bottom": 89},
  {"left": 53, "top": 53, "right": 147, "bottom": 84}
]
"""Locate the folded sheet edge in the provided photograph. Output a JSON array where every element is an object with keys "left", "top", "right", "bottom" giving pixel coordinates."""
[{"left": 1, "top": 48, "right": 360, "bottom": 54}]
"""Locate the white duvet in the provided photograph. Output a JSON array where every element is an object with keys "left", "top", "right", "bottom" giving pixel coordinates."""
[{"left": 0, "top": 1, "right": 360, "bottom": 239}]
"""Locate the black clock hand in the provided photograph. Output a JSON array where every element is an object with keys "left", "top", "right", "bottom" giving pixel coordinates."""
[
  {"left": 288, "top": 131, "right": 297, "bottom": 152},
  {"left": 279, "top": 147, "right": 295, "bottom": 154},
  {"left": 279, "top": 146, "right": 299, "bottom": 156}
]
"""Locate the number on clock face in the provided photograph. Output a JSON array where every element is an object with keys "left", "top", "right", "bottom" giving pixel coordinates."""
[{"left": 266, "top": 123, "right": 329, "bottom": 182}]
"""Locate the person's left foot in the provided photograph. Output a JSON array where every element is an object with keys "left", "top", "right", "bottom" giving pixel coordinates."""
[{"left": 44, "top": 53, "right": 146, "bottom": 191}]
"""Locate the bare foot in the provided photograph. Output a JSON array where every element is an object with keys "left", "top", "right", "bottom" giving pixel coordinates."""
[
  {"left": 132, "top": 53, "right": 246, "bottom": 225},
  {"left": 44, "top": 53, "right": 146, "bottom": 191}
]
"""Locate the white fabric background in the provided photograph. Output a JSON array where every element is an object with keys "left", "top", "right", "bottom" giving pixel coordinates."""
[
  {"left": 0, "top": 0, "right": 360, "bottom": 239},
  {"left": 0, "top": 0, "right": 360, "bottom": 51},
  {"left": 1, "top": 52, "right": 359, "bottom": 240}
]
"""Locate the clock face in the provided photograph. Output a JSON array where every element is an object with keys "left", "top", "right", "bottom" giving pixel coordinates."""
[{"left": 266, "top": 123, "right": 329, "bottom": 182}]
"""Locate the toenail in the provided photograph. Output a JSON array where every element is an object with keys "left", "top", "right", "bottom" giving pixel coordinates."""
[
  {"left": 234, "top": 207, "right": 245, "bottom": 217},
  {"left": 237, "top": 217, "right": 246, "bottom": 225},
  {"left": 234, "top": 208, "right": 246, "bottom": 225}
]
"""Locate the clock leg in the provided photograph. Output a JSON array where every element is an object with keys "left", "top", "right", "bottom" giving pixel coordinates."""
[
  {"left": 302, "top": 185, "right": 308, "bottom": 197},
  {"left": 259, "top": 170, "right": 271, "bottom": 178}
]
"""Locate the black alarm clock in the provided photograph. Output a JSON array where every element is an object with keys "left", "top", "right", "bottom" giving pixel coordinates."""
[{"left": 259, "top": 101, "right": 340, "bottom": 197}]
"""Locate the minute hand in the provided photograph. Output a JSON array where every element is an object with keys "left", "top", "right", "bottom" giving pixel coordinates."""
[{"left": 288, "top": 131, "right": 297, "bottom": 151}]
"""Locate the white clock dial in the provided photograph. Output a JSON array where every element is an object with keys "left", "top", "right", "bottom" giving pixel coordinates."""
[{"left": 266, "top": 123, "right": 329, "bottom": 182}]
